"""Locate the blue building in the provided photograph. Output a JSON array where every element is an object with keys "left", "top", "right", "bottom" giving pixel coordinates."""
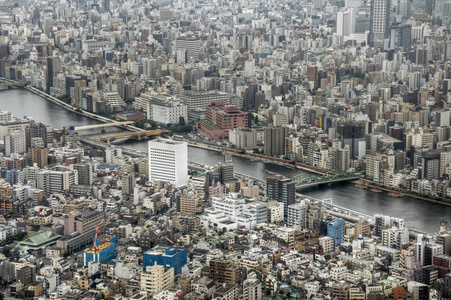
[
  {"left": 83, "top": 235, "right": 117, "bottom": 267},
  {"left": 142, "top": 245, "right": 187, "bottom": 274},
  {"left": 327, "top": 219, "right": 345, "bottom": 248}
]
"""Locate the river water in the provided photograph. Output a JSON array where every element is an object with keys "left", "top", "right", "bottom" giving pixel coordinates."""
[{"left": 1, "top": 88, "right": 450, "bottom": 233}]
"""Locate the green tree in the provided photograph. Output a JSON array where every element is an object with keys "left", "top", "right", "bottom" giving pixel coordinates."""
[
  {"left": 254, "top": 116, "right": 259, "bottom": 123},
  {"left": 0, "top": 292, "right": 4, "bottom": 300},
  {"left": 2, "top": 247, "right": 11, "bottom": 257},
  {"left": 352, "top": 72, "right": 365, "bottom": 80},
  {"left": 179, "top": 116, "right": 186, "bottom": 126}
]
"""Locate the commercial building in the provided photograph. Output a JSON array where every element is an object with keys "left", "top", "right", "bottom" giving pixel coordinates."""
[
  {"left": 337, "top": 121, "right": 366, "bottom": 159},
  {"left": 196, "top": 100, "right": 249, "bottom": 141},
  {"left": 229, "top": 128, "right": 264, "bottom": 150},
  {"left": 148, "top": 139, "right": 188, "bottom": 187},
  {"left": 370, "top": 0, "right": 390, "bottom": 42},
  {"left": 390, "top": 23, "right": 412, "bottom": 50},
  {"left": 147, "top": 95, "right": 188, "bottom": 125},
  {"left": 143, "top": 245, "right": 187, "bottom": 274},
  {"left": 175, "top": 37, "right": 201, "bottom": 61}
]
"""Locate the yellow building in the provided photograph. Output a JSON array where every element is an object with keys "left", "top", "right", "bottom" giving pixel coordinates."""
[{"left": 140, "top": 263, "right": 174, "bottom": 295}]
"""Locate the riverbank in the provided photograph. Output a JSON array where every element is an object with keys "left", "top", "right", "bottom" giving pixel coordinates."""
[
  {"left": 358, "top": 179, "right": 451, "bottom": 207},
  {"left": 2, "top": 87, "right": 449, "bottom": 233},
  {"left": 13, "top": 81, "right": 142, "bottom": 132}
]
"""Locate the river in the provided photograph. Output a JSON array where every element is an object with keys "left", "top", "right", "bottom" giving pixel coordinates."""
[{"left": 1, "top": 88, "right": 450, "bottom": 233}]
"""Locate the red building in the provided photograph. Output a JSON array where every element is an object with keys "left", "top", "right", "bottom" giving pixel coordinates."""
[
  {"left": 433, "top": 254, "right": 451, "bottom": 277},
  {"left": 392, "top": 286, "right": 406, "bottom": 300},
  {"left": 196, "top": 100, "right": 249, "bottom": 141}
]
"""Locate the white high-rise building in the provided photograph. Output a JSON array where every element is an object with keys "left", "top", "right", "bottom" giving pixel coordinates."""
[
  {"left": 148, "top": 139, "right": 188, "bottom": 187},
  {"left": 336, "top": 9, "right": 356, "bottom": 37},
  {"left": 370, "top": 0, "right": 390, "bottom": 41},
  {"left": 287, "top": 201, "right": 307, "bottom": 229}
]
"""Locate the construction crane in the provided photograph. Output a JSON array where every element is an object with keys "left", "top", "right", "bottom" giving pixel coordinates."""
[
  {"left": 161, "top": 234, "right": 177, "bottom": 247},
  {"left": 92, "top": 216, "right": 108, "bottom": 253},
  {"left": 93, "top": 225, "right": 101, "bottom": 252}
]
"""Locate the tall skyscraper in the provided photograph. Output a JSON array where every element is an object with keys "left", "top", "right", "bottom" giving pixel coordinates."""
[
  {"left": 46, "top": 57, "right": 55, "bottom": 92},
  {"left": 266, "top": 175, "right": 295, "bottom": 218},
  {"left": 336, "top": 9, "right": 356, "bottom": 37},
  {"left": 390, "top": 23, "right": 412, "bottom": 50},
  {"left": 148, "top": 139, "right": 188, "bottom": 187},
  {"left": 370, "top": 0, "right": 390, "bottom": 42},
  {"left": 337, "top": 121, "right": 366, "bottom": 159}
]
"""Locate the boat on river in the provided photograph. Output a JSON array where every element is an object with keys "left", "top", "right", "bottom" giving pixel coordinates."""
[
  {"left": 370, "top": 188, "right": 383, "bottom": 193},
  {"left": 388, "top": 192, "right": 403, "bottom": 198},
  {"left": 355, "top": 184, "right": 367, "bottom": 189}
]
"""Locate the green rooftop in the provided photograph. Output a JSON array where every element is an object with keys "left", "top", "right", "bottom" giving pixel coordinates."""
[
  {"left": 199, "top": 119, "right": 221, "bottom": 130},
  {"left": 18, "top": 229, "right": 61, "bottom": 250}
]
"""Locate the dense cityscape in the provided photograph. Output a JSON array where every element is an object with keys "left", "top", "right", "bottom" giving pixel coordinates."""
[{"left": 1, "top": 0, "right": 451, "bottom": 299}]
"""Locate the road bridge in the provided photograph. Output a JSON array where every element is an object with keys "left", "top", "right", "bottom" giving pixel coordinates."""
[
  {"left": 0, "top": 78, "right": 24, "bottom": 88},
  {"left": 292, "top": 170, "right": 360, "bottom": 189},
  {"left": 73, "top": 122, "right": 134, "bottom": 131},
  {"left": 89, "top": 130, "right": 163, "bottom": 143}
]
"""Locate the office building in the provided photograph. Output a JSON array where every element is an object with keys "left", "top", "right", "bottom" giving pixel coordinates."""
[
  {"left": 337, "top": 121, "right": 366, "bottom": 159},
  {"left": 336, "top": 9, "right": 356, "bottom": 37},
  {"left": 46, "top": 57, "right": 61, "bottom": 92},
  {"left": 175, "top": 37, "right": 201, "bottom": 61},
  {"left": 196, "top": 100, "right": 249, "bottom": 140},
  {"left": 140, "top": 264, "right": 174, "bottom": 295},
  {"left": 370, "top": 0, "right": 390, "bottom": 42},
  {"left": 143, "top": 245, "right": 187, "bottom": 274},
  {"left": 266, "top": 175, "right": 295, "bottom": 218},
  {"left": 148, "top": 139, "right": 188, "bottom": 187},
  {"left": 146, "top": 94, "right": 187, "bottom": 125},
  {"left": 327, "top": 219, "right": 345, "bottom": 248},
  {"left": 390, "top": 23, "right": 412, "bottom": 50}
]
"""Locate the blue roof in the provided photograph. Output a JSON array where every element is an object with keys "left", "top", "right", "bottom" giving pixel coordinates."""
[
  {"left": 312, "top": 50, "right": 323, "bottom": 55},
  {"left": 98, "top": 165, "right": 121, "bottom": 170}
]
